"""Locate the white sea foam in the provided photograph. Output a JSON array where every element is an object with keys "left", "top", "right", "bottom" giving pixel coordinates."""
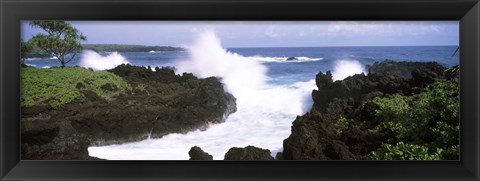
[
  {"left": 248, "top": 56, "right": 323, "bottom": 63},
  {"left": 25, "top": 58, "right": 41, "bottom": 61},
  {"left": 88, "top": 31, "right": 316, "bottom": 160},
  {"left": 79, "top": 50, "right": 130, "bottom": 71},
  {"left": 176, "top": 31, "right": 269, "bottom": 102},
  {"left": 331, "top": 59, "right": 365, "bottom": 81}
]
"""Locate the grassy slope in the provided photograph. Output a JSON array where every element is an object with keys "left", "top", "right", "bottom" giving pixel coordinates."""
[{"left": 21, "top": 66, "right": 132, "bottom": 108}]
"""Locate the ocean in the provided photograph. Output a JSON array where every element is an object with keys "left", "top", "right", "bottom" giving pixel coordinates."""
[
  {"left": 25, "top": 39, "right": 459, "bottom": 160},
  {"left": 26, "top": 46, "right": 459, "bottom": 85}
]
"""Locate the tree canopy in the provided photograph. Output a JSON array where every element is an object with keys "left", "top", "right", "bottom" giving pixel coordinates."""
[
  {"left": 29, "top": 21, "right": 87, "bottom": 67},
  {"left": 20, "top": 38, "right": 33, "bottom": 65}
]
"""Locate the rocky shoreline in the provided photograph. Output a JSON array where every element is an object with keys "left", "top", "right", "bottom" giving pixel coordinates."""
[
  {"left": 21, "top": 64, "right": 236, "bottom": 160},
  {"left": 188, "top": 60, "right": 458, "bottom": 160},
  {"left": 22, "top": 60, "right": 459, "bottom": 160},
  {"left": 281, "top": 60, "right": 450, "bottom": 160}
]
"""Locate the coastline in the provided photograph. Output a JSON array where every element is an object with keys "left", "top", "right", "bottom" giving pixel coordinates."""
[
  {"left": 21, "top": 64, "right": 236, "bottom": 160},
  {"left": 20, "top": 60, "right": 459, "bottom": 160}
]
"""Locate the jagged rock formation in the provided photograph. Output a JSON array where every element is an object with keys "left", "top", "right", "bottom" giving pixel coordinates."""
[
  {"left": 282, "top": 61, "right": 449, "bottom": 160},
  {"left": 188, "top": 146, "right": 213, "bottom": 160},
  {"left": 367, "top": 60, "right": 445, "bottom": 79},
  {"left": 21, "top": 64, "right": 236, "bottom": 160},
  {"left": 224, "top": 146, "right": 274, "bottom": 160}
]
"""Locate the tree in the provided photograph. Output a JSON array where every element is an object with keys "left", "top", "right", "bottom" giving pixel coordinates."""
[
  {"left": 20, "top": 38, "right": 33, "bottom": 65},
  {"left": 29, "top": 21, "right": 87, "bottom": 68}
]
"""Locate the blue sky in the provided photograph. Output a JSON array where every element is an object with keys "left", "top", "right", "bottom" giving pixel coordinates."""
[{"left": 21, "top": 21, "right": 459, "bottom": 48}]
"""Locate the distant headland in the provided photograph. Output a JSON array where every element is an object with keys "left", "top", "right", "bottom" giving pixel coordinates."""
[
  {"left": 25, "top": 44, "right": 185, "bottom": 58},
  {"left": 82, "top": 44, "right": 185, "bottom": 52}
]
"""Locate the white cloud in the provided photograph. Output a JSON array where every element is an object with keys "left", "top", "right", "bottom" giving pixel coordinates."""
[
  {"left": 48, "top": 21, "right": 456, "bottom": 47},
  {"left": 190, "top": 27, "right": 200, "bottom": 33},
  {"left": 264, "top": 26, "right": 282, "bottom": 38},
  {"left": 422, "top": 25, "right": 440, "bottom": 33},
  {"left": 326, "top": 21, "right": 395, "bottom": 35},
  {"left": 190, "top": 25, "right": 216, "bottom": 33},
  {"left": 298, "top": 31, "right": 307, "bottom": 37},
  {"left": 324, "top": 21, "right": 444, "bottom": 37}
]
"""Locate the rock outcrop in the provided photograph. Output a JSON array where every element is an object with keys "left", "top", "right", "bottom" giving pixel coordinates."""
[
  {"left": 189, "top": 146, "right": 213, "bottom": 160},
  {"left": 224, "top": 146, "right": 274, "bottom": 160},
  {"left": 282, "top": 61, "right": 449, "bottom": 160},
  {"left": 312, "top": 61, "right": 445, "bottom": 112},
  {"left": 21, "top": 64, "right": 236, "bottom": 160},
  {"left": 367, "top": 60, "right": 445, "bottom": 79},
  {"left": 286, "top": 57, "right": 298, "bottom": 61}
]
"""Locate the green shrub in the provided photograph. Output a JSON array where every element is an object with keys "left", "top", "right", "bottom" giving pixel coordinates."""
[
  {"left": 368, "top": 79, "right": 459, "bottom": 160},
  {"left": 335, "top": 116, "right": 350, "bottom": 136},
  {"left": 21, "top": 66, "right": 131, "bottom": 108},
  {"left": 366, "top": 142, "right": 443, "bottom": 160}
]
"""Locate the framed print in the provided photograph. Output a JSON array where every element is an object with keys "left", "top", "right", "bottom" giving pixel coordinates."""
[{"left": 1, "top": 0, "right": 479, "bottom": 180}]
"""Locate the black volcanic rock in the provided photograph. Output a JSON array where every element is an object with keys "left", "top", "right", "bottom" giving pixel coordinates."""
[
  {"left": 224, "top": 146, "right": 274, "bottom": 160},
  {"left": 21, "top": 64, "right": 237, "bottom": 160},
  {"left": 312, "top": 60, "right": 446, "bottom": 112},
  {"left": 367, "top": 60, "right": 445, "bottom": 79},
  {"left": 275, "top": 152, "right": 283, "bottom": 160},
  {"left": 189, "top": 146, "right": 213, "bottom": 160},
  {"left": 312, "top": 72, "right": 409, "bottom": 112},
  {"left": 286, "top": 57, "right": 297, "bottom": 61},
  {"left": 282, "top": 106, "right": 358, "bottom": 160},
  {"left": 282, "top": 61, "right": 449, "bottom": 160}
]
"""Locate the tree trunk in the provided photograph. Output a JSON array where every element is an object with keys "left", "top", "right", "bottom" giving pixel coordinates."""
[{"left": 60, "top": 55, "right": 65, "bottom": 68}]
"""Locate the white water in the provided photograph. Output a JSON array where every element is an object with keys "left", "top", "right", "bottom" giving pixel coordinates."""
[
  {"left": 79, "top": 50, "right": 129, "bottom": 71},
  {"left": 88, "top": 31, "right": 363, "bottom": 160},
  {"left": 88, "top": 31, "right": 316, "bottom": 160},
  {"left": 331, "top": 59, "right": 365, "bottom": 81},
  {"left": 249, "top": 56, "right": 323, "bottom": 63}
]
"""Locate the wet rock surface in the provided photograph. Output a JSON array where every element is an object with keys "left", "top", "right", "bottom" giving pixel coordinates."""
[{"left": 21, "top": 64, "right": 236, "bottom": 160}]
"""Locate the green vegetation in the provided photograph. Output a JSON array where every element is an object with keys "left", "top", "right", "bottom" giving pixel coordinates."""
[
  {"left": 366, "top": 78, "right": 459, "bottom": 160},
  {"left": 82, "top": 44, "right": 184, "bottom": 52},
  {"left": 28, "top": 20, "right": 87, "bottom": 67},
  {"left": 21, "top": 66, "right": 131, "bottom": 108},
  {"left": 23, "top": 45, "right": 51, "bottom": 58},
  {"left": 366, "top": 142, "right": 444, "bottom": 160},
  {"left": 136, "top": 84, "right": 146, "bottom": 92},
  {"left": 134, "top": 83, "right": 150, "bottom": 95},
  {"left": 335, "top": 116, "right": 350, "bottom": 136}
]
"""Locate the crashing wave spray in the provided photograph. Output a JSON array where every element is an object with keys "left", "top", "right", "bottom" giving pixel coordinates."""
[
  {"left": 176, "top": 31, "right": 268, "bottom": 104},
  {"left": 79, "top": 50, "right": 129, "bottom": 71},
  {"left": 176, "top": 31, "right": 312, "bottom": 114},
  {"left": 88, "top": 31, "right": 316, "bottom": 160},
  {"left": 331, "top": 59, "right": 365, "bottom": 81}
]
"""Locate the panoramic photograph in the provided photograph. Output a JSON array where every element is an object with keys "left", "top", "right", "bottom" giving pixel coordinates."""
[{"left": 20, "top": 21, "right": 459, "bottom": 160}]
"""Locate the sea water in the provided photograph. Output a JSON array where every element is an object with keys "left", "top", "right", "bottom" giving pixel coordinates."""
[{"left": 25, "top": 33, "right": 459, "bottom": 160}]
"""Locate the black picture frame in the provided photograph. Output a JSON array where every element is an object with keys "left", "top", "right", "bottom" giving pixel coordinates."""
[{"left": 1, "top": 0, "right": 479, "bottom": 180}]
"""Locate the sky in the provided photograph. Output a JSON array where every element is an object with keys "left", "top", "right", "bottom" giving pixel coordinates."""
[{"left": 21, "top": 21, "right": 459, "bottom": 48}]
